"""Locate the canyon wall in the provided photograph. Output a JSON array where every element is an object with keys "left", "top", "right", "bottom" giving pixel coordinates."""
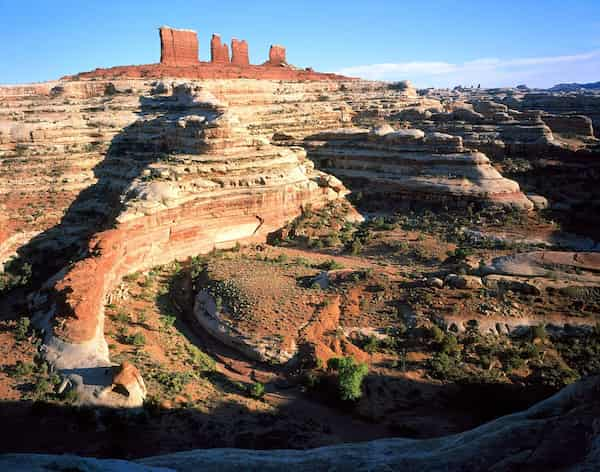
[
  {"left": 3, "top": 76, "right": 598, "bottom": 404},
  {"left": 1, "top": 80, "right": 352, "bottom": 405}
]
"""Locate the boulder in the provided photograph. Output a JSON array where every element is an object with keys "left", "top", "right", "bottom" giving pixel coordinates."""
[{"left": 445, "top": 274, "right": 483, "bottom": 289}]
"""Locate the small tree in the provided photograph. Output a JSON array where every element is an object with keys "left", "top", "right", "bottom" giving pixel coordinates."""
[{"left": 327, "top": 356, "right": 369, "bottom": 401}]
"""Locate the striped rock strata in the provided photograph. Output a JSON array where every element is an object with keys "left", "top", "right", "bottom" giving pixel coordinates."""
[
  {"left": 297, "top": 126, "right": 533, "bottom": 209},
  {"left": 2, "top": 81, "right": 347, "bottom": 405}
]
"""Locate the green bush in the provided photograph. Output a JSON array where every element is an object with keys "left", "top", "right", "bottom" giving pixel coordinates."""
[
  {"left": 0, "top": 257, "right": 32, "bottom": 294},
  {"left": 428, "top": 325, "right": 445, "bottom": 343},
  {"left": 160, "top": 314, "right": 177, "bottom": 329},
  {"left": 122, "top": 332, "right": 146, "bottom": 346},
  {"left": 319, "top": 259, "right": 344, "bottom": 271},
  {"left": 14, "top": 317, "right": 31, "bottom": 342},
  {"left": 439, "top": 333, "right": 460, "bottom": 355},
  {"left": 327, "top": 356, "right": 369, "bottom": 401},
  {"left": 12, "top": 360, "right": 34, "bottom": 378},
  {"left": 248, "top": 382, "right": 265, "bottom": 399}
]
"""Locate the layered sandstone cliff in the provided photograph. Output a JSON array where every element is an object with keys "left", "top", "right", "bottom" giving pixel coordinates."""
[
  {"left": 1, "top": 80, "right": 353, "bottom": 405},
  {"left": 296, "top": 126, "right": 533, "bottom": 209}
]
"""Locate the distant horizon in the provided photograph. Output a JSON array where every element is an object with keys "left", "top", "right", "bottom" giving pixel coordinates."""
[{"left": 1, "top": 0, "right": 599, "bottom": 88}]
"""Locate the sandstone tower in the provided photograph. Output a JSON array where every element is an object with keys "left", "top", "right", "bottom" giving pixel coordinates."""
[{"left": 159, "top": 26, "right": 200, "bottom": 67}]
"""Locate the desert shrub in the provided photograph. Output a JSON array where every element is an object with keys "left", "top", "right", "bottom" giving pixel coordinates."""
[
  {"left": 12, "top": 360, "right": 35, "bottom": 378},
  {"left": 324, "top": 234, "right": 341, "bottom": 247},
  {"left": 439, "top": 333, "right": 460, "bottom": 355},
  {"left": 33, "top": 378, "right": 52, "bottom": 398},
  {"left": 160, "top": 313, "right": 177, "bottom": 329},
  {"left": 528, "top": 359, "right": 579, "bottom": 390},
  {"left": 136, "top": 310, "right": 148, "bottom": 324},
  {"left": 275, "top": 253, "right": 289, "bottom": 264},
  {"left": 327, "top": 356, "right": 369, "bottom": 401},
  {"left": 554, "top": 331, "right": 600, "bottom": 376},
  {"left": 499, "top": 348, "right": 525, "bottom": 372},
  {"left": 248, "top": 382, "right": 265, "bottom": 399},
  {"left": 14, "top": 317, "right": 31, "bottom": 342},
  {"left": 150, "top": 370, "right": 193, "bottom": 396},
  {"left": 114, "top": 311, "right": 129, "bottom": 323},
  {"left": 445, "top": 247, "right": 473, "bottom": 263},
  {"left": 186, "top": 344, "right": 216, "bottom": 372},
  {"left": 61, "top": 387, "right": 79, "bottom": 404},
  {"left": 428, "top": 325, "right": 445, "bottom": 343},
  {"left": 318, "top": 259, "right": 344, "bottom": 271},
  {"left": 122, "top": 332, "right": 146, "bottom": 346},
  {"left": 347, "top": 239, "right": 363, "bottom": 255},
  {"left": 0, "top": 257, "right": 32, "bottom": 293},
  {"left": 429, "top": 352, "right": 466, "bottom": 381},
  {"left": 303, "top": 371, "right": 321, "bottom": 389},
  {"left": 531, "top": 324, "right": 547, "bottom": 341},
  {"left": 362, "top": 336, "right": 379, "bottom": 354}
]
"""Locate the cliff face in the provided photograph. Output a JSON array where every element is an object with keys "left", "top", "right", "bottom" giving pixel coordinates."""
[
  {"left": 0, "top": 78, "right": 534, "bottom": 271},
  {"left": 298, "top": 127, "right": 533, "bottom": 209}
]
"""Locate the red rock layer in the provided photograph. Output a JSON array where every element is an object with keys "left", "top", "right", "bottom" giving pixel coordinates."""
[
  {"left": 268, "top": 45, "right": 286, "bottom": 65},
  {"left": 159, "top": 27, "right": 200, "bottom": 67},
  {"left": 64, "top": 63, "right": 351, "bottom": 81},
  {"left": 210, "top": 34, "right": 230, "bottom": 63},
  {"left": 231, "top": 39, "right": 249, "bottom": 66}
]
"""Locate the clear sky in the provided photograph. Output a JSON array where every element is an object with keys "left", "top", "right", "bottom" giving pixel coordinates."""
[{"left": 1, "top": 0, "right": 599, "bottom": 88}]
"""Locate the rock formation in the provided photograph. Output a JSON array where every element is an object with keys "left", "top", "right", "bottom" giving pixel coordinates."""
[
  {"left": 159, "top": 26, "right": 200, "bottom": 67},
  {"left": 3, "top": 26, "right": 599, "bottom": 408},
  {"left": 7, "top": 81, "right": 346, "bottom": 405},
  {"left": 210, "top": 34, "right": 230, "bottom": 63},
  {"left": 64, "top": 27, "right": 341, "bottom": 81},
  {"left": 231, "top": 38, "right": 249, "bottom": 66},
  {"left": 268, "top": 45, "right": 287, "bottom": 66},
  {"left": 1, "top": 375, "right": 598, "bottom": 470},
  {"left": 297, "top": 126, "right": 533, "bottom": 209}
]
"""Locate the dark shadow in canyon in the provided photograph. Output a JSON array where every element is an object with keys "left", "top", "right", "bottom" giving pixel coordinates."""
[
  {"left": 502, "top": 157, "right": 600, "bottom": 242},
  {"left": 0, "top": 368, "right": 564, "bottom": 459}
]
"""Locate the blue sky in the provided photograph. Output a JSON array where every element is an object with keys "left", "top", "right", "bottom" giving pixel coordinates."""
[{"left": 1, "top": 0, "right": 599, "bottom": 87}]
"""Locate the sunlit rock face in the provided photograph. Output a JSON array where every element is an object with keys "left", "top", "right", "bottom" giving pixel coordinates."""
[{"left": 295, "top": 126, "right": 534, "bottom": 209}]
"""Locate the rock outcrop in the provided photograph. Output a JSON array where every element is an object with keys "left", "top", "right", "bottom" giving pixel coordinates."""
[
  {"left": 159, "top": 26, "right": 200, "bottom": 67},
  {"left": 1, "top": 375, "right": 598, "bottom": 470},
  {"left": 268, "top": 45, "right": 287, "bottom": 66},
  {"left": 230, "top": 38, "right": 249, "bottom": 66},
  {"left": 297, "top": 126, "right": 533, "bottom": 209},
  {"left": 64, "top": 27, "right": 346, "bottom": 81},
  {"left": 210, "top": 34, "right": 230, "bottom": 63}
]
